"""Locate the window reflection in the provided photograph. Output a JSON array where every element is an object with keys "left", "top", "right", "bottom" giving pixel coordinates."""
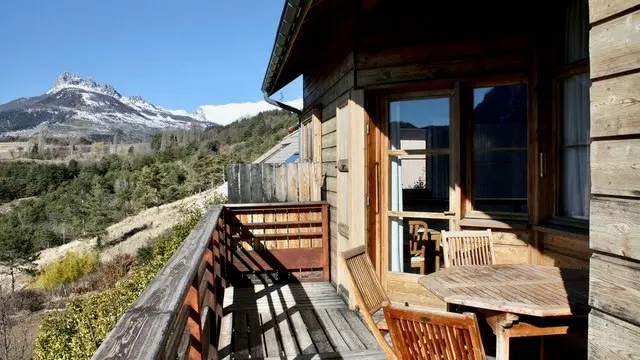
[
  {"left": 389, "top": 98, "right": 450, "bottom": 150},
  {"left": 472, "top": 85, "right": 528, "bottom": 213},
  {"left": 388, "top": 217, "right": 447, "bottom": 274},
  {"left": 390, "top": 155, "right": 449, "bottom": 213}
]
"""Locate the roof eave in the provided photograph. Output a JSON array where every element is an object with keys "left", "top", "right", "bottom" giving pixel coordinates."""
[{"left": 262, "top": 0, "right": 311, "bottom": 96}]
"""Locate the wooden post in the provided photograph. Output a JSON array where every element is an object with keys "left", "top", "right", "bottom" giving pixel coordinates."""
[
  {"left": 186, "top": 276, "right": 203, "bottom": 360},
  {"left": 322, "top": 203, "right": 330, "bottom": 281}
]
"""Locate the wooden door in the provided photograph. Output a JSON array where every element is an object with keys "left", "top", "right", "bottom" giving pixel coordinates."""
[{"left": 370, "top": 89, "right": 460, "bottom": 307}]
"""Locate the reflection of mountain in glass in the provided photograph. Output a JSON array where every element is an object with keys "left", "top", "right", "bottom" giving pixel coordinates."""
[
  {"left": 472, "top": 85, "right": 528, "bottom": 213},
  {"left": 473, "top": 85, "right": 528, "bottom": 148}
]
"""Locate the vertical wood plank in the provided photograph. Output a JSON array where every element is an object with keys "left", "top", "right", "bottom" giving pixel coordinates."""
[
  {"left": 240, "top": 164, "right": 252, "bottom": 204},
  {"left": 276, "top": 164, "right": 288, "bottom": 202},
  {"left": 262, "top": 164, "right": 275, "bottom": 202},
  {"left": 250, "top": 163, "right": 264, "bottom": 203},
  {"left": 287, "top": 163, "right": 299, "bottom": 202},
  {"left": 322, "top": 204, "right": 330, "bottom": 281},
  {"left": 312, "top": 162, "right": 322, "bottom": 201},
  {"left": 226, "top": 164, "right": 240, "bottom": 204},
  {"left": 299, "top": 162, "right": 311, "bottom": 202}
]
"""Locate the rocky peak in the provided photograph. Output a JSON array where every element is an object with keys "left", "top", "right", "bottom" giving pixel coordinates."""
[{"left": 48, "top": 72, "right": 121, "bottom": 98}]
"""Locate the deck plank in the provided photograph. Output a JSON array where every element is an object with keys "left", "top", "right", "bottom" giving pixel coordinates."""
[
  {"left": 339, "top": 308, "right": 380, "bottom": 349},
  {"left": 276, "top": 310, "right": 300, "bottom": 356},
  {"left": 249, "top": 311, "right": 265, "bottom": 358},
  {"left": 315, "top": 308, "right": 350, "bottom": 351},
  {"left": 224, "top": 282, "right": 385, "bottom": 358},
  {"left": 233, "top": 312, "right": 250, "bottom": 359},
  {"left": 261, "top": 311, "right": 281, "bottom": 358},
  {"left": 300, "top": 309, "right": 335, "bottom": 353},
  {"left": 217, "top": 312, "right": 233, "bottom": 360},
  {"left": 289, "top": 309, "right": 318, "bottom": 354},
  {"left": 325, "top": 308, "right": 366, "bottom": 351}
]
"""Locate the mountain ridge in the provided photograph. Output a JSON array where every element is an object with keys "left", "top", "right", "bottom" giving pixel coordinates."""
[{"left": 0, "top": 72, "right": 302, "bottom": 141}]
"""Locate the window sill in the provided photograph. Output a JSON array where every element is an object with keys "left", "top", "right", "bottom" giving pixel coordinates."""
[
  {"left": 533, "top": 219, "right": 589, "bottom": 241},
  {"left": 459, "top": 217, "right": 529, "bottom": 230}
]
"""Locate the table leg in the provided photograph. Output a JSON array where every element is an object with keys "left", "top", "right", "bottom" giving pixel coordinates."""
[
  {"left": 496, "top": 326, "right": 510, "bottom": 360},
  {"left": 484, "top": 312, "right": 518, "bottom": 360}
]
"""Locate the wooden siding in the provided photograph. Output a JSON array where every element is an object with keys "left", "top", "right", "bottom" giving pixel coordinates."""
[
  {"left": 540, "top": 234, "right": 591, "bottom": 270},
  {"left": 588, "top": 0, "right": 640, "bottom": 358},
  {"left": 590, "top": 72, "right": 640, "bottom": 137}
]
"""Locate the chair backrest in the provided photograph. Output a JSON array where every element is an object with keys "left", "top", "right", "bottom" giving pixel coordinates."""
[
  {"left": 441, "top": 230, "right": 495, "bottom": 268},
  {"left": 341, "top": 245, "right": 395, "bottom": 359},
  {"left": 408, "top": 220, "right": 428, "bottom": 255},
  {"left": 383, "top": 304, "right": 487, "bottom": 360}
]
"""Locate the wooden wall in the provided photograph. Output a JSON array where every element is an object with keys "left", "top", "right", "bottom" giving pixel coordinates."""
[
  {"left": 305, "top": 52, "right": 359, "bottom": 300},
  {"left": 587, "top": 1, "right": 640, "bottom": 358}
]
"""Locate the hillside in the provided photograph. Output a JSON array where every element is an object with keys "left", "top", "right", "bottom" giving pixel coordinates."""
[{"left": 0, "top": 109, "right": 297, "bottom": 257}]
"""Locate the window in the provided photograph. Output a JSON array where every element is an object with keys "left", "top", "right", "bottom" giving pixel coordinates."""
[
  {"left": 472, "top": 84, "right": 528, "bottom": 213},
  {"left": 284, "top": 152, "right": 299, "bottom": 164},
  {"left": 557, "top": 0, "right": 590, "bottom": 220},
  {"left": 387, "top": 96, "right": 453, "bottom": 274}
]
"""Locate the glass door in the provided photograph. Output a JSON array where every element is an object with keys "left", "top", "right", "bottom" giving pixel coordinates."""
[{"left": 384, "top": 92, "right": 456, "bottom": 276}]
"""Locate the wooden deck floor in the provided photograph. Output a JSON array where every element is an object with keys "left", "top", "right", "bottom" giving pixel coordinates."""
[{"left": 218, "top": 282, "right": 387, "bottom": 360}]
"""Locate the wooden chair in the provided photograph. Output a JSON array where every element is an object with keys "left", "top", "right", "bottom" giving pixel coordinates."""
[
  {"left": 341, "top": 245, "right": 396, "bottom": 359},
  {"left": 408, "top": 220, "right": 428, "bottom": 274},
  {"left": 383, "top": 303, "right": 490, "bottom": 360},
  {"left": 441, "top": 230, "right": 495, "bottom": 268}
]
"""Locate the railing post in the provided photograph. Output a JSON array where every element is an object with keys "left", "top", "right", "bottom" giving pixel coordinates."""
[
  {"left": 322, "top": 203, "right": 330, "bottom": 281},
  {"left": 186, "top": 276, "right": 203, "bottom": 360}
]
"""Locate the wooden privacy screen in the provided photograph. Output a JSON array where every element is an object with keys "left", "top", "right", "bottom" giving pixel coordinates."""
[
  {"left": 226, "top": 163, "right": 322, "bottom": 203},
  {"left": 93, "top": 202, "right": 330, "bottom": 360},
  {"left": 226, "top": 202, "right": 330, "bottom": 281}
]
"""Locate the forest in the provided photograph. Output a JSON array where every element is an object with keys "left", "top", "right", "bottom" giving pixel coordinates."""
[{"left": 0, "top": 109, "right": 297, "bottom": 273}]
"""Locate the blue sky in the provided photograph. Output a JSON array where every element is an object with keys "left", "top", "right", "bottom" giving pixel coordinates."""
[{"left": 0, "top": 0, "right": 301, "bottom": 110}]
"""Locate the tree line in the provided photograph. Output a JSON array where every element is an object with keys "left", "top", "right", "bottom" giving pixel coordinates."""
[{"left": 0, "top": 109, "right": 297, "bottom": 289}]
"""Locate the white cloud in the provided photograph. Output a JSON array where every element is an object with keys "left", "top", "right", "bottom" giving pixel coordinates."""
[{"left": 170, "top": 99, "right": 303, "bottom": 126}]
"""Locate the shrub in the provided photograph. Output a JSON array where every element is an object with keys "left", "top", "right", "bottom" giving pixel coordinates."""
[
  {"left": 7, "top": 289, "right": 47, "bottom": 313},
  {"left": 36, "top": 252, "right": 100, "bottom": 291},
  {"left": 68, "top": 254, "right": 136, "bottom": 294},
  {"left": 135, "top": 244, "right": 154, "bottom": 266},
  {"left": 33, "top": 210, "right": 200, "bottom": 360}
]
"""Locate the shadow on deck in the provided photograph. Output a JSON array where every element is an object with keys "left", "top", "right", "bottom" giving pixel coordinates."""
[{"left": 217, "top": 282, "right": 387, "bottom": 360}]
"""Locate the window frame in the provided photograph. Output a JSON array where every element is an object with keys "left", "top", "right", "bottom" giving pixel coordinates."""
[
  {"left": 463, "top": 77, "right": 531, "bottom": 220},
  {"left": 549, "top": 0, "right": 590, "bottom": 229}
]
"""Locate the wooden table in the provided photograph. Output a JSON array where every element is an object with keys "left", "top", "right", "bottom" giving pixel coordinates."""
[{"left": 419, "top": 264, "right": 589, "bottom": 360}]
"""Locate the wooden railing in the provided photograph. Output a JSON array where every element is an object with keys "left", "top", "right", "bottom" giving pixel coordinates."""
[
  {"left": 226, "top": 202, "right": 330, "bottom": 282},
  {"left": 92, "top": 201, "right": 329, "bottom": 360}
]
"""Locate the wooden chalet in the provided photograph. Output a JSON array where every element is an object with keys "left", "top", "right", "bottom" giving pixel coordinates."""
[{"left": 93, "top": 0, "right": 640, "bottom": 359}]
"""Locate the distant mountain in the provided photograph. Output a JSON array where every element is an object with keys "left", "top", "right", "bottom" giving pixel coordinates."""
[
  {"left": 171, "top": 99, "right": 303, "bottom": 126},
  {"left": 0, "top": 73, "right": 211, "bottom": 142},
  {"left": 0, "top": 72, "right": 302, "bottom": 142}
]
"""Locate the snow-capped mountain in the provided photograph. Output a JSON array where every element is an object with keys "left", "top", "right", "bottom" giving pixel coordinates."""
[
  {"left": 0, "top": 72, "right": 211, "bottom": 142},
  {"left": 178, "top": 99, "right": 303, "bottom": 126},
  {"left": 0, "top": 72, "right": 303, "bottom": 142}
]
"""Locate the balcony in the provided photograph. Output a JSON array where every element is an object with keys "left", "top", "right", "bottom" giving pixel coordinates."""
[{"left": 92, "top": 201, "right": 386, "bottom": 360}]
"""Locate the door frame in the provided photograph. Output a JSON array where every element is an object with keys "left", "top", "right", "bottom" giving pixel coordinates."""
[{"left": 367, "top": 84, "right": 462, "bottom": 299}]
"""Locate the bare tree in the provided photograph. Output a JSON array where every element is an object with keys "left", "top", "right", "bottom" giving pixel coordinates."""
[
  {"left": 37, "top": 127, "right": 47, "bottom": 156},
  {"left": 113, "top": 133, "right": 119, "bottom": 154},
  {"left": 160, "top": 131, "right": 169, "bottom": 150},
  {"left": 0, "top": 289, "right": 30, "bottom": 360}
]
